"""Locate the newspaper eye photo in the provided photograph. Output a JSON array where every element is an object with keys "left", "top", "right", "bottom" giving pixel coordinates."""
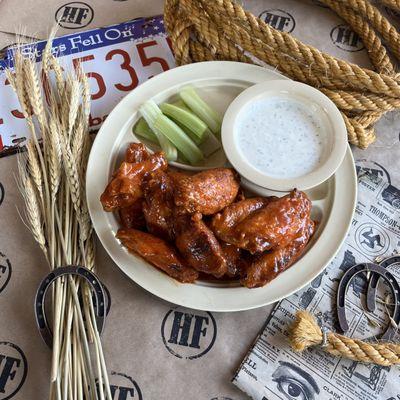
[
  {"left": 1, "top": 0, "right": 400, "bottom": 400},
  {"left": 272, "top": 361, "right": 320, "bottom": 400}
]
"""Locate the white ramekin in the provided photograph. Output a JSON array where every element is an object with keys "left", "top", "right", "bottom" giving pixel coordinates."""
[{"left": 221, "top": 80, "right": 348, "bottom": 192}]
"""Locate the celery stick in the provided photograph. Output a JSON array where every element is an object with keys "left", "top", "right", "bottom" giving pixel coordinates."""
[
  {"left": 153, "top": 116, "right": 204, "bottom": 165},
  {"left": 174, "top": 121, "right": 203, "bottom": 145},
  {"left": 160, "top": 103, "right": 208, "bottom": 141},
  {"left": 177, "top": 151, "right": 190, "bottom": 164},
  {"left": 133, "top": 118, "right": 158, "bottom": 144},
  {"left": 198, "top": 130, "right": 221, "bottom": 157},
  {"left": 140, "top": 100, "right": 203, "bottom": 165},
  {"left": 139, "top": 101, "right": 178, "bottom": 161},
  {"left": 179, "top": 87, "right": 222, "bottom": 135},
  {"left": 172, "top": 100, "right": 190, "bottom": 111}
]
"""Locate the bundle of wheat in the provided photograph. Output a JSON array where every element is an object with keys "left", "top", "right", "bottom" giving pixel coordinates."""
[{"left": 7, "top": 37, "right": 112, "bottom": 400}]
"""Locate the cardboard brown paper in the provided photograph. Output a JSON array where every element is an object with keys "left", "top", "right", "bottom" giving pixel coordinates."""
[
  {"left": 0, "top": 0, "right": 165, "bottom": 48},
  {"left": 1, "top": 1, "right": 400, "bottom": 399}
]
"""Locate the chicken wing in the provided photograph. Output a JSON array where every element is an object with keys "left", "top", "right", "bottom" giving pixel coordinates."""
[
  {"left": 125, "top": 142, "right": 150, "bottom": 163},
  {"left": 174, "top": 212, "right": 227, "bottom": 278},
  {"left": 100, "top": 152, "right": 167, "bottom": 212},
  {"left": 142, "top": 170, "right": 174, "bottom": 241},
  {"left": 119, "top": 199, "right": 145, "bottom": 230},
  {"left": 211, "top": 197, "right": 274, "bottom": 243},
  {"left": 220, "top": 242, "right": 249, "bottom": 278},
  {"left": 173, "top": 168, "right": 240, "bottom": 215},
  {"left": 242, "top": 219, "right": 315, "bottom": 288},
  {"left": 234, "top": 190, "right": 311, "bottom": 253},
  {"left": 213, "top": 190, "right": 311, "bottom": 254},
  {"left": 116, "top": 228, "right": 198, "bottom": 283}
]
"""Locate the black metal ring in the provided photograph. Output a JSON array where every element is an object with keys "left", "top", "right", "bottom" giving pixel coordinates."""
[
  {"left": 34, "top": 265, "right": 106, "bottom": 349},
  {"left": 366, "top": 256, "right": 400, "bottom": 313},
  {"left": 336, "top": 262, "right": 400, "bottom": 341}
]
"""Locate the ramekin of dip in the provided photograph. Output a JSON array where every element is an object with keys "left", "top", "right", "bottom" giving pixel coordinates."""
[{"left": 221, "top": 80, "right": 348, "bottom": 192}]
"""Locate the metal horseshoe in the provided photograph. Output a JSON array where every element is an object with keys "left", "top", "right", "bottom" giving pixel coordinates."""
[
  {"left": 34, "top": 265, "right": 107, "bottom": 349},
  {"left": 366, "top": 255, "right": 400, "bottom": 313},
  {"left": 336, "top": 262, "right": 400, "bottom": 341}
]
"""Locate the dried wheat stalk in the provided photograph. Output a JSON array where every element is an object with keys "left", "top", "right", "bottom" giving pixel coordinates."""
[{"left": 7, "top": 37, "right": 112, "bottom": 400}]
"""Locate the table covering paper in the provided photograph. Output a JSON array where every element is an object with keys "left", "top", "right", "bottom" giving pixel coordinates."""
[{"left": 0, "top": 1, "right": 400, "bottom": 399}]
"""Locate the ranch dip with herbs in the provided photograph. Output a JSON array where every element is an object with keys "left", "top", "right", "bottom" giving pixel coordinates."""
[{"left": 237, "top": 96, "right": 326, "bottom": 179}]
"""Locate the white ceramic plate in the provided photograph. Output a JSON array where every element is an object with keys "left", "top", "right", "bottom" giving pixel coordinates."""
[{"left": 86, "top": 61, "right": 357, "bottom": 312}]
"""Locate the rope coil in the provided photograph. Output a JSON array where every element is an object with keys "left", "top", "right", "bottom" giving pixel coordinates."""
[
  {"left": 164, "top": 0, "right": 400, "bottom": 149},
  {"left": 290, "top": 311, "right": 400, "bottom": 366}
]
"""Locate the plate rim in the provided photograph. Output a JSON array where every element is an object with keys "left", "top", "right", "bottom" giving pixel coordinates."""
[{"left": 86, "top": 61, "right": 357, "bottom": 312}]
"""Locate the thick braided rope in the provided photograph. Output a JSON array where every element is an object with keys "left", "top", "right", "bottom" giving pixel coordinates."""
[
  {"left": 380, "top": 0, "right": 400, "bottom": 10},
  {"left": 321, "top": 0, "right": 395, "bottom": 74},
  {"left": 290, "top": 311, "right": 400, "bottom": 366},
  {"left": 164, "top": 0, "right": 400, "bottom": 149},
  {"left": 340, "top": 0, "right": 400, "bottom": 62},
  {"left": 188, "top": 0, "right": 400, "bottom": 96}
]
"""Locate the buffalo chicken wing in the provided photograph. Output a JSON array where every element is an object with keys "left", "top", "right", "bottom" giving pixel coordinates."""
[
  {"left": 142, "top": 170, "right": 175, "bottom": 241},
  {"left": 100, "top": 152, "right": 167, "bottom": 212},
  {"left": 116, "top": 228, "right": 198, "bottom": 283},
  {"left": 125, "top": 142, "right": 150, "bottom": 163},
  {"left": 211, "top": 197, "right": 274, "bottom": 244},
  {"left": 174, "top": 212, "right": 227, "bottom": 278},
  {"left": 119, "top": 199, "right": 146, "bottom": 230},
  {"left": 173, "top": 168, "right": 240, "bottom": 215},
  {"left": 242, "top": 219, "right": 315, "bottom": 288},
  {"left": 212, "top": 190, "right": 311, "bottom": 254}
]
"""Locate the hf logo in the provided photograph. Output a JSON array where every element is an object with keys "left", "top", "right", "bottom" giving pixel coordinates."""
[
  {"left": 55, "top": 2, "right": 94, "bottom": 29},
  {"left": 0, "top": 183, "right": 4, "bottom": 206},
  {"left": 210, "top": 397, "right": 234, "bottom": 400},
  {"left": 97, "top": 372, "right": 142, "bottom": 400},
  {"left": 0, "top": 252, "right": 12, "bottom": 295},
  {"left": 161, "top": 307, "right": 217, "bottom": 359},
  {"left": 330, "top": 24, "right": 364, "bottom": 52},
  {"left": 0, "top": 342, "right": 27, "bottom": 400},
  {"left": 259, "top": 9, "right": 295, "bottom": 33}
]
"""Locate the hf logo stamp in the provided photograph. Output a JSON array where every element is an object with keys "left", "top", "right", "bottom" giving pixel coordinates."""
[
  {"left": 55, "top": 2, "right": 94, "bottom": 29},
  {"left": 0, "top": 252, "right": 12, "bottom": 295},
  {"left": 210, "top": 397, "right": 234, "bottom": 400},
  {"left": 161, "top": 307, "right": 217, "bottom": 360},
  {"left": 330, "top": 24, "right": 364, "bottom": 52},
  {"left": 259, "top": 9, "right": 296, "bottom": 33},
  {"left": 0, "top": 342, "right": 27, "bottom": 400},
  {"left": 97, "top": 371, "right": 142, "bottom": 400}
]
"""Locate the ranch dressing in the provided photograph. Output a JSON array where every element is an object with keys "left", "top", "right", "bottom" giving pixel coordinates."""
[{"left": 237, "top": 96, "right": 326, "bottom": 179}]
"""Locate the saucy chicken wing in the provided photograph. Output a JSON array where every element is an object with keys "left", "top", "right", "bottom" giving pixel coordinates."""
[
  {"left": 119, "top": 199, "right": 145, "bottom": 230},
  {"left": 211, "top": 197, "right": 274, "bottom": 243},
  {"left": 125, "top": 142, "right": 150, "bottom": 163},
  {"left": 142, "top": 170, "right": 175, "bottom": 241},
  {"left": 234, "top": 190, "right": 311, "bottom": 253},
  {"left": 220, "top": 242, "right": 249, "bottom": 278},
  {"left": 242, "top": 219, "right": 315, "bottom": 288},
  {"left": 173, "top": 168, "right": 240, "bottom": 215},
  {"left": 100, "top": 152, "right": 167, "bottom": 212},
  {"left": 213, "top": 190, "right": 311, "bottom": 254},
  {"left": 116, "top": 228, "right": 198, "bottom": 283},
  {"left": 174, "top": 212, "right": 227, "bottom": 278}
]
